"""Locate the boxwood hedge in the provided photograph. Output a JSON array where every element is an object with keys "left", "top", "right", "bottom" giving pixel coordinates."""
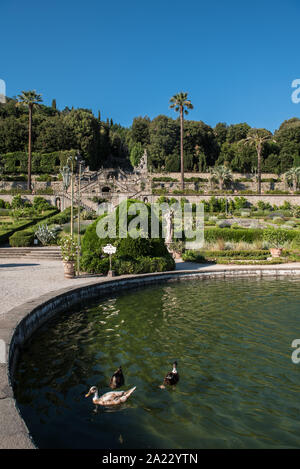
[
  {"left": 204, "top": 227, "right": 300, "bottom": 243},
  {"left": 9, "top": 230, "right": 34, "bottom": 247}
]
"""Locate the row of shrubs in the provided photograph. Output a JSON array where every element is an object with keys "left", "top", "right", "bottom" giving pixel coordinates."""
[
  {"left": 7, "top": 207, "right": 74, "bottom": 247},
  {"left": 156, "top": 195, "right": 297, "bottom": 215},
  {"left": 1, "top": 150, "right": 77, "bottom": 174},
  {"left": 182, "top": 249, "right": 300, "bottom": 264},
  {"left": 215, "top": 258, "right": 289, "bottom": 265},
  {"left": 80, "top": 255, "right": 175, "bottom": 276},
  {"left": 0, "top": 188, "right": 54, "bottom": 195},
  {"left": 182, "top": 250, "right": 270, "bottom": 263},
  {"left": 203, "top": 227, "right": 300, "bottom": 243},
  {"left": 9, "top": 230, "right": 35, "bottom": 247},
  {"left": 202, "top": 250, "right": 270, "bottom": 259},
  {"left": 0, "top": 210, "right": 57, "bottom": 245},
  {"left": 0, "top": 195, "right": 58, "bottom": 245},
  {"left": 0, "top": 196, "right": 58, "bottom": 244}
]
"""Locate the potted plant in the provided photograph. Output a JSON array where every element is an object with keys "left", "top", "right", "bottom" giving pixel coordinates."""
[
  {"left": 59, "top": 235, "right": 78, "bottom": 278},
  {"left": 168, "top": 240, "right": 185, "bottom": 259},
  {"left": 263, "top": 228, "right": 288, "bottom": 257}
]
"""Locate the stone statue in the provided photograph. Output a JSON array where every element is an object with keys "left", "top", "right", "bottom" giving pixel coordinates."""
[
  {"left": 135, "top": 149, "right": 148, "bottom": 174},
  {"left": 164, "top": 209, "right": 174, "bottom": 245}
]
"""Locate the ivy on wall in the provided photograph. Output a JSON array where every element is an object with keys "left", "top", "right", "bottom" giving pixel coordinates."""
[{"left": 1, "top": 149, "right": 77, "bottom": 174}]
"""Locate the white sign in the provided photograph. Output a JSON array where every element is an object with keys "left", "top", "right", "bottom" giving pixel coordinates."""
[{"left": 103, "top": 244, "right": 117, "bottom": 255}]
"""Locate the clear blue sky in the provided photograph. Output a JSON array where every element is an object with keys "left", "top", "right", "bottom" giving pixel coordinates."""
[{"left": 1, "top": 0, "right": 300, "bottom": 132}]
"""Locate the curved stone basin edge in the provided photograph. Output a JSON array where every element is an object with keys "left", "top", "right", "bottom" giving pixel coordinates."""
[{"left": 2, "top": 266, "right": 300, "bottom": 449}]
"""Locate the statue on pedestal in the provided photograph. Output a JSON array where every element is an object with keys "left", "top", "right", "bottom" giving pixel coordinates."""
[{"left": 164, "top": 209, "right": 174, "bottom": 245}]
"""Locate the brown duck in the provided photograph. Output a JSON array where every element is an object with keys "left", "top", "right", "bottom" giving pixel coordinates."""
[
  {"left": 109, "top": 366, "right": 125, "bottom": 389},
  {"left": 160, "top": 361, "right": 179, "bottom": 389}
]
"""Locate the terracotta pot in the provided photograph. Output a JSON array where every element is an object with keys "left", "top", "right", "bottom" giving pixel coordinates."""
[
  {"left": 173, "top": 251, "right": 182, "bottom": 259},
  {"left": 269, "top": 248, "right": 283, "bottom": 258},
  {"left": 63, "top": 261, "right": 75, "bottom": 278}
]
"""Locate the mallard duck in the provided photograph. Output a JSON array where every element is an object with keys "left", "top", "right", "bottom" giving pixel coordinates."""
[
  {"left": 159, "top": 361, "right": 179, "bottom": 389},
  {"left": 85, "top": 386, "right": 136, "bottom": 406},
  {"left": 109, "top": 366, "right": 125, "bottom": 389}
]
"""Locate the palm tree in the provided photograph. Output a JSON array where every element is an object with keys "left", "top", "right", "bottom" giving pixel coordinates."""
[
  {"left": 242, "top": 129, "right": 273, "bottom": 194},
  {"left": 284, "top": 167, "right": 300, "bottom": 193},
  {"left": 210, "top": 165, "right": 233, "bottom": 191},
  {"left": 17, "top": 90, "right": 43, "bottom": 190},
  {"left": 169, "top": 92, "right": 193, "bottom": 190}
]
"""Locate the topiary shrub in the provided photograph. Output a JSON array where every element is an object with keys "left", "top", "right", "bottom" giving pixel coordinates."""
[{"left": 80, "top": 199, "right": 175, "bottom": 275}]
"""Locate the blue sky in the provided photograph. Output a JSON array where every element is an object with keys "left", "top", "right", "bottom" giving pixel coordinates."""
[{"left": 1, "top": 0, "right": 300, "bottom": 131}]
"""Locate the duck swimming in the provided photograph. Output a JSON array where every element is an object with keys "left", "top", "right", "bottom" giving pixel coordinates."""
[
  {"left": 160, "top": 361, "right": 179, "bottom": 389},
  {"left": 109, "top": 366, "right": 125, "bottom": 389},
  {"left": 85, "top": 386, "right": 136, "bottom": 406}
]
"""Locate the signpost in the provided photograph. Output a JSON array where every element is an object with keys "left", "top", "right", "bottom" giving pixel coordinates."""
[{"left": 103, "top": 244, "right": 117, "bottom": 277}]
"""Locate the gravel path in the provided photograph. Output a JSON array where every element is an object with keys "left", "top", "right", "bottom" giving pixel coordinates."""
[
  {"left": 1, "top": 257, "right": 300, "bottom": 315},
  {"left": 0, "top": 259, "right": 103, "bottom": 315}
]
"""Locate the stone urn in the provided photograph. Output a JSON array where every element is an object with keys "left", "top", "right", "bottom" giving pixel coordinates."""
[
  {"left": 269, "top": 248, "right": 283, "bottom": 258},
  {"left": 63, "top": 261, "right": 75, "bottom": 279}
]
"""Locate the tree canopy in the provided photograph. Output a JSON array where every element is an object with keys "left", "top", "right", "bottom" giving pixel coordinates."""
[{"left": 0, "top": 97, "right": 299, "bottom": 174}]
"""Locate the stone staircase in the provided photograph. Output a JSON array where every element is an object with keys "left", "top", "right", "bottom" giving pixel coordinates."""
[
  {"left": 55, "top": 191, "right": 96, "bottom": 212},
  {"left": 0, "top": 246, "right": 62, "bottom": 260}
]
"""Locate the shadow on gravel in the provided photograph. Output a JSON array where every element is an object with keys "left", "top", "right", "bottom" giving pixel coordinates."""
[{"left": 0, "top": 263, "right": 40, "bottom": 268}]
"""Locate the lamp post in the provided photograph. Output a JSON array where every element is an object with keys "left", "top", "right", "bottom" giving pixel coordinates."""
[
  {"left": 60, "top": 155, "right": 77, "bottom": 237},
  {"left": 61, "top": 152, "right": 85, "bottom": 276},
  {"left": 60, "top": 164, "right": 71, "bottom": 207},
  {"left": 76, "top": 152, "right": 85, "bottom": 276},
  {"left": 69, "top": 156, "right": 75, "bottom": 237},
  {"left": 60, "top": 163, "right": 73, "bottom": 234}
]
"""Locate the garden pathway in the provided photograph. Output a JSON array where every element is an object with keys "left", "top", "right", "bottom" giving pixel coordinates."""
[{"left": 1, "top": 257, "right": 300, "bottom": 315}]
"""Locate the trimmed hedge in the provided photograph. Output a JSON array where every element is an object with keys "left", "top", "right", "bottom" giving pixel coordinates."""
[
  {"left": 80, "top": 254, "right": 175, "bottom": 276},
  {"left": 1, "top": 149, "right": 77, "bottom": 174},
  {"left": 4, "top": 207, "right": 73, "bottom": 246},
  {"left": 204, "top": 227, "right": 300, "bottom": 243},
  {"left": 183, "top": 250, "right": 270, "bottom": 263},
  {"left": 0, "top": 208, "right": 58, "bottom": 245},
  {"left": 202, "top": 250, "right": 270, "bottom": 259},
  {"left": 0, "top": 188, "right": 54, "bottom": 195},
  {"left": 9, "top": 230, "right": 34, "bottom": 247},
  {"left": 183, "top": 249, "right": 298, "bottom": 265},
  {"left": 216, "top": 258, "right": 286, "bottom": 265}
]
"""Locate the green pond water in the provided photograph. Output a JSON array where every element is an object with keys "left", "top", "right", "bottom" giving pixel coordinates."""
[{"left": 14, "top": 277, "right": 300, "bottom": 449}]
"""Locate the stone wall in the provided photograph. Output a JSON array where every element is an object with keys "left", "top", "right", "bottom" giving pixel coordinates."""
[
  {"left": 0, "top": 194, "right": 58, "bottom": 205},
  {"left": 150, "top": 194, "right": 300, "bottom": 206},
  {"left": 0, "top": 180, "right": 62, "bottom": 191}
]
